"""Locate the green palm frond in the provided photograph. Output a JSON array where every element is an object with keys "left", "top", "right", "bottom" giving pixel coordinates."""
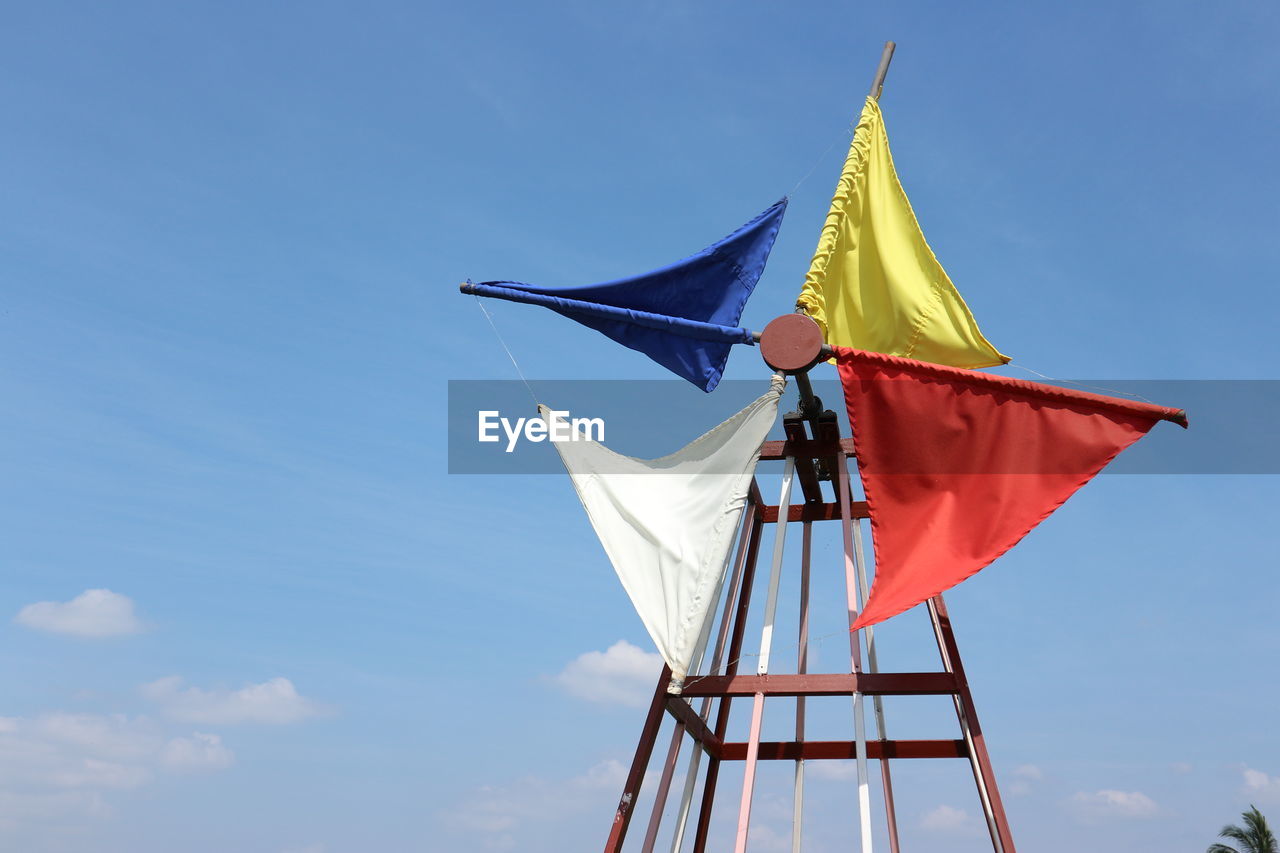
[
  {"left": 1222, "top": 825, "right": 1251, "bottom": 841},
  {"left": 1242, "top": 806, "right": 1279, "bottom": 853},
  {"left": 1210, "top": 806, "right": 1278, "bottom": 853}
]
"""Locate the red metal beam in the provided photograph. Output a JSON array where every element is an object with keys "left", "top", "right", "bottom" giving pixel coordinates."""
[
  {"left": 760, "top": 438, "right": 855, "bottom": 461},
  {"left": 691, "top": 504, "right": 766, "bottom": 852},
  {"left": 760, "top": 501, "right": 870, "bottom": 523},
  {"left": 719, "top": 739, "right": 968, "bottom": 761},
  {"left": 664, "top": 696, "right": 723, "bottom": 759},
  {"left": 930, "top": 595, "right": 1017, "bottom": 852},
  {"left": 679, "top": 672, "right": 958, "bottom": 698},
  {"left": 603, "top": 665, "right": 672, "bottom": 853}
]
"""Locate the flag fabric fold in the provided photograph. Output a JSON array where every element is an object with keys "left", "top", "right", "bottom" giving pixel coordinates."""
[
  {"left": 835, "top": 347, "right": 1186, "bottom": 630},
  {"left": 796, "top": 98, "right": 1008, "bottom": 369},
  {"left": 541, "top": 376, "right": 784, "bottom": 684},
  {"left": 466, "top": 199, "right": 787, "bottom": 391}
]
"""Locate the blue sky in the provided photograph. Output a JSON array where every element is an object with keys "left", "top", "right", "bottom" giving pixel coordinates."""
[{"left": 2, "top": 1, "right": 1278, "bottom": 851}]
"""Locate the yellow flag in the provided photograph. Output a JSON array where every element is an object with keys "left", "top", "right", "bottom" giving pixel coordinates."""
[{"left": 796, "top": 97, "right": 1009, "bottom": 368}]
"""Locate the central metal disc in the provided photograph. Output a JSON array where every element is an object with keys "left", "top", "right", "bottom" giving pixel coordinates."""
[{"left": 759, "top": 313, "right": 825, "bottom": 373}]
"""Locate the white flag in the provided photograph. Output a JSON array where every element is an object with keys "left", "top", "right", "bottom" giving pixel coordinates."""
[{"left": 542, "top": 377, "right": 783, "bottom": 686}]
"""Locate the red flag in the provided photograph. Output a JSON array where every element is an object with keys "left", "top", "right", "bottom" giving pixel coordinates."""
[{"left": 835, "top": 347, "right": 1187, "bottom": 630}]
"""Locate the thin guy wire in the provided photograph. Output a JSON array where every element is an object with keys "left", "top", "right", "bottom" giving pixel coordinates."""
[
  {"left": 788, "top": 124, "right": 855, "bottom": 199},
  {"left": 474, "top": 295, "right": 539, "bottom": 408},
  {"left": 1005, "top": 361, "right": 1156, "bottom": 404}
]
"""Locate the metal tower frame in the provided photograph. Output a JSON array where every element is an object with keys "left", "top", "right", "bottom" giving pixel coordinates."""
[{"left": 602, "top": 406, "right": 1017, "bottom": 853}]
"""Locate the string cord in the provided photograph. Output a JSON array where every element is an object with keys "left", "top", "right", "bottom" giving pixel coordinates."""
[
  {"left": 788, "top": 122, "right": 855, "bottom": 199},
  {"left": 474, "top": 296, "right": 540, "bottom": 409},
  {"left": 1005, "top": 362, "right": 1156, "bottom": 404}
]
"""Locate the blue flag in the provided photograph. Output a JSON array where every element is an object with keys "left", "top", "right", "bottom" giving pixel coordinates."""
[{"left": 462, "top": 199, "right": 787, "bottom": 391}]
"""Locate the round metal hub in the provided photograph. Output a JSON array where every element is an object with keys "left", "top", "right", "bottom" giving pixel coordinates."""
[{"left": 759, "top": 313, "right": 825, "bottom": 373}]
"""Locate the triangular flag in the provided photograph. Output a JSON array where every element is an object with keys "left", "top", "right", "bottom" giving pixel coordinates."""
[
  {"left": 835, "top": 347, "right": 1186, "bottom": 629},
  {"left": 541, "top": 377, "right": 783, "bottom": 684},
  {"left": 796, "top": 98, "right": 1008, "bottom": 369},
  {"left": 464, "top": 200, "right": 787, "bottom": 391}
]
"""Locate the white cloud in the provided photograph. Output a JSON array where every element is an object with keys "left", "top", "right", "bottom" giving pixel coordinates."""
[
  {"left": 14, "top": 589, "right": 143, "bottom": 638},
  {"left": 35, "top": 712, "right": 156, "bottom": 762},
  {"left": 1069, "top": 789, "right": 1159, "bottom": 820},
  {"left": 0, "top": 674, "right": 307, "bottom": 835},
  {"left": 160, "top": 733, "right": 234, "bottom": 772},
  {"left": 1243, "top": 767, "right": 1280, "bottom": 803},
  {"left": 745, "top": 821, "right": 791, "bottom": 852},
  {"left": 0, "top": 790, "right": 112, "bottom": 830},
  {"left": 0, "top": 710, "right": 234, "bottom": 830},
  {"left": 552, "top": 641, "right": 663, "bottom": 708},
  {"left": 141, "top": 676, "right": 325, "bottom": 724},
  {"left": 447, "top": 760, "right": 626, "bottom": 850},
  {"left": 807, "top": 760, "right": 858, "bottom": 781},
  {"left": 921, "top": 804, "right": 979, "bottom": 834},
  {"left": 1008, "top": 763, "right": 1043, "bottom": 795}
]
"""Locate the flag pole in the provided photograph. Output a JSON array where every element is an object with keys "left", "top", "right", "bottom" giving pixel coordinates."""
[
  {"left": 853, "top": 512, "right": 902, "bottom": 853},
  {"left": 791, "top": 521, "right": 813, "bottom": 853},
  {"left": 836, "top": 456, "right": 875, "bottom": 853},
  {"left": 732, "top": 457, "right": 796, "bottom": 853},
  {"left": 767, "top": 40, "right": 894, "bottom": 422},
  {"left": 869, "top": 41, "right": 896, "bottom": 100}
]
